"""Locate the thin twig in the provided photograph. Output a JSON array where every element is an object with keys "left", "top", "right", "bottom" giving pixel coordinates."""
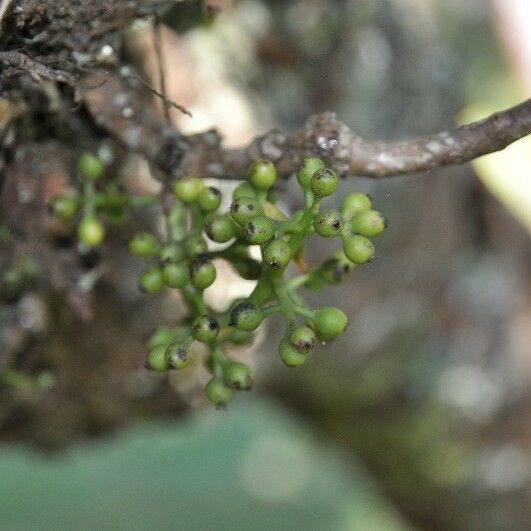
[{"left": 152, "top": 15, "right": 172, "bottom": 122}]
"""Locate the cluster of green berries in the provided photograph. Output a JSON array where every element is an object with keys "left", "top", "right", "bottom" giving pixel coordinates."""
[
  {"left": 132, "top": 157, "right": 386, "bottom": 407},
  {"left": 50, "top": 152, "right": 144, "bottom": 247}
]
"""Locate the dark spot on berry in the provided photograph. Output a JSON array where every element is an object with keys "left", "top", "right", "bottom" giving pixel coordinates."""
[
  {"left": 230, "top": 202, "right": 239, "bottom": 212},
  {"left": 207, "top": 316, "right": 219, "bottom": 330},
  {"left": 208, "top": 187, "right": 221, "bottom": 196},
  {"left": 332, "top": 220, "right": 341, "bottom": 229}
]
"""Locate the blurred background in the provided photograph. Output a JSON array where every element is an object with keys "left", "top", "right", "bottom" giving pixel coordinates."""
[{"left": 1, "top": 0, "right": 531, "bottom": 529}]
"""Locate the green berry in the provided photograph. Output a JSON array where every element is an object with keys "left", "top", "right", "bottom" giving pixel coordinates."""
[
  {"left": 233, "top": 182, "right": 257, "bottom": 200},
  {"left": 190, "top": 256, "right": 216, "bottom": 289},
  {"left": 159, "top": 244, "right": 185, "bottom": 264},
  {"left": 78, "top": 215, "right": 105, "bottom": 246},
  {"left": 341, "top": 192, "right": 372, "bottom": 218},
  {"left": 162, "top": 262, "right": 188, "bottom": 288},
  {"left": 173, "top": 176, "right": 204, "bottom": 203},
  {"left": 349, "top": 210, "right": 387, "bottom": 237},
  {"left": 184, "top": 235, "right": 208, "bottom": 257},
  {"left": 230, "top": 196, "right": 263, "bottom": 226},
  {"left": 262, "top": 239, "right": 291, "bottom": 269},
  {"left": 279, "top": 339, "right": 307, "bottom": 367},
  {"left": 205, "top": 214, "right": 236, "bottom": 243},
  {"left": 147, "top": 327, "right": 180, "bottom": 350},
  {"left": 312, "top": 307, "right": 348, "bottom": 339},
  {"left": 289, "top": 326, "right": 317, "bottom": 352},
  {"left": 51, "top": 195, "right": 77, "bottom": 220},
  {"left": 243, "top": 216, "right": 274, "bottom": 245},
  {"left": 313, "top": 209, "right": 344, "bottom": 238},
  {"left": 128, "top": 232, "right": 158, "bottom": 257},
  {"left": 192, "top": 315, "right": 219, "bottom": 343},
  {"left": 224, "top": 361, "right": 253, "bottom": 390},
  {"left": 232, "top": 258, "right": 262, "bottom": 280},
  {"left": 140, "top": 266, "right": 165, "bottom": 292},
  {"left": 230, "top": 302, "right": 263, "bottom": 331},
  {"left": 297, "top": 157, "right": 325, "bottom": 188},
  {"left": 167, "top": 204, "right": 186, "bottom": 241},
  {"left": 342, "top": 234, "right": 375, "bottom": 264},
  {"left": 310, "top": 168, "right": 338, "bottom": 197},
  {"left": 145, "top": 345, "right": 168, "bottom": 372},
  {"left": 165, "top": 342, "right": 191, "bottom": 370},
  {"left": 197, "top": 187, "right": 222, "bottom": 212},
  {"left": 228, "top": 329, "right": 253, "bottom": 346},
  {"left": 206, "top": 377, "right": 233, "bottom": 406},
  {"left": 79, "top": 152, "right": 104, "bottom": 181},
  {"left": 248, "top": 160, "right": 277, "bottom": 190}
]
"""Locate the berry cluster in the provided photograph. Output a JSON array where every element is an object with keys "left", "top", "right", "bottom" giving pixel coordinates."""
[{"left": 132, "top": 158, "right": 386, "bottom": 407}]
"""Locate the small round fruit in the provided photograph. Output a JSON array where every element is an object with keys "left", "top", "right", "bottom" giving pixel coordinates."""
[
  {"left": 128, "top": 232, "right": 158, "bottom": 257},
  {"left": 248, "top": 160, "right": 277, "bottom": 190},
  {"left": 349, "top": 210, "right": 387, "bottom": 237},
  {"left": 190, "top": 256, "right": 216, "bottom": 289},
  {"left": 279, "top": 339, "right": 307, "bottom": 367},
  {"left": 297, "top": 157, "right": 325, "bottom": 188},
  {"left": 165, "top": 342, "right": 191, "bottom": 370},
  {"left": 159, "top": 244, "right": 185, "bottom": 263},
  {"left": 173, "top": 176, "right": 204, "bottom": 203},
  {"left": 197, "top": 187, "right": 222, "bottom": 212},
  {"left": 312, "top": 307, "right": 348, "bottom": 339},
  {"left": 243, "top": 216, "right": 274, "bottom": 245},
  {"left": 184, "top": 235, "right": 208, "bottom": 257},
  {"left": 205, "top": 214, "right": 236, "bottom": 243},
  {"left": 228, "top": 329, "right": 253, "bottom": 346},
  {"left": 313, "top": 209, "right": 344, "bottom": 237},
  {"left": 206, "top": 377, "right": 233, "bottom": 406},
  {"left": 229, "top": 302, "right": 264, "bottom": 332},
  {"left": 79, "top": 152, "right": 104, "bottom": 181},
  {"left": 340, "top": 192, "right": 372, "bottom": 218},
  {"left": 224, "top": 361, "right": 253, "bottom": 390},
  {"left": 78, "top": 216, "right": 105, "bottom": 246},
  {"left": 162, "top": 262, "right": 188, "bottom": 288},
  {"left": 289, "top": 326, "right": 317, "bottom": 353},
  {"left": 232, "top": 182, "right": 257, "bottom": 200},
  {"left": 192, "top": 315, "right": 219, "bottom": 343},
  {"left": 140, "top": 266, "right": 165, "bottom": 292},
  {"left": 51, "top": 195, "right": 77, "bottom": 220},
  {"left": 230, "top": 196, "right": 263, "bottom": 226},
  {"left": 310, "top": 168, "right": 338, "bottom": 197},
  {"left": 262, "top": 239, "right": 291, "bottom": 269},
  {"left": 145, "top": 345, "right": 168, "bottom": 372},
  {"left": 342, "top": 234, "right": 375, "bottom": 264},
  {"left": 147, "top": 327, "right": 180, "bottom": 350}
]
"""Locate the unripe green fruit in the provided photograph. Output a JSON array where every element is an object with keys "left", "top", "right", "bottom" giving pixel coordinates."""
[
  {"left": 341, "top": 192, "right": 372, "bottom": 218},
  {"left": 192, "top": 315, "right": 219, "bottom": 343},
  {"left": 165, "top": 342, "right": 191, "bottom": 370},
  {"left": 342, "top": 234, "right": 375, "bottom": 264},
  {"left": 167, "top": 203, "right": 186, "bottom": 241},
  {"left": 79, "top": 152, "right": 104, "bottom": 181},
  {"left": 349, "top": 210, "right": 387, "bottom": 237},
  {"left": 233, "top": 182, "right": 257, "bottom": 200},
  {"left": 147, "top": 327, "right": 179, "bottom": 350},
  {"left": 262, "top": 239, "right": 291, "bottom": 269},
  {"left": 51, "top": 195, "right": 77, "bottom": 220},
  {"left": 289, "top": 326, "right": 317, "bottom": 352},
  {"left": 190, "top": 256, "right": 216, "bottom": 289},
  {"left": 297, "top": 157, "right": 325, "bottom": 188},
  {"left": 243, "top": 216, "right": 274, "bottom": 245},
  {"left": 232, "top": 258, "right": 262, "bottom": 280},
  {"left": 224, "top": 361, "right": 253, "bottom": 390},
  {"left": 184, "top": 235, "right": 208, "bottom": 257},
  {"left": 230, "top": 196, "right": 263, "bottom": 226},
  {"left": 145, "top": 345, "right": 168, "bottom": 372},
  {"left": 230, "top": 302, "right": 264, "bottom": 332},
  {"left": 197, "top": 187, "right": 222, "bottom": 212},
  {"left": 312, "top": 307, "right": 348, "bottom": 339},
  {"left": 140, "top": 266, "right": 165, "bottom": 293},
  {"left": 173, "top": 176, "right": 204, "bottom": 203},
  {"left": 249, "top": 159, "right": 277, "bottom": 190},
  {"left": 78, "top": 215, "right": 105, "bottom": 246},
  {"left": 313, "top": 209, "right": 344, "bottom": 237},
  {"left": 159, "top": 244, "right": 185, "bottom": 264},
  {"left": 206, "top": 377, "right": 233, "bottom": 406},
  {"left": 162, "top": 262, "right": 188, "bottom": 288},
  {"left": 228, "top": 329, "right": 253, "bottom": 346},
  {"left": 310, "top": 168, "right": 338, "bottom": 197},
  {"left": 279, "top": 339, "right": 307, "bottom": 367},
  {"left": 205, "top": 214, "right": 236, "bottom": 243},
  {"left": 128, "top": 232, "right": 158, "bottom": 257}
]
